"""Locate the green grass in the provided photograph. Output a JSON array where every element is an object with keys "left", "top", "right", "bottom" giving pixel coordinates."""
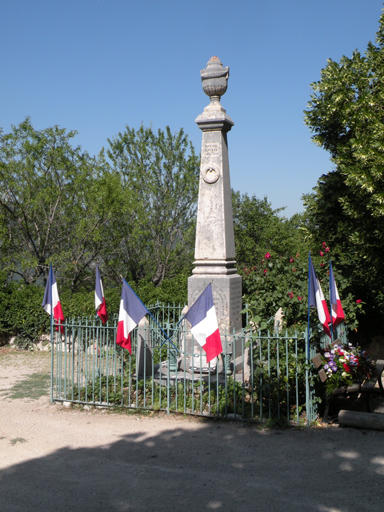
[
  {"left": 10, "top": 438, "right": 27, "bottom": 446},
  {"left": 6, "top": 372, "right": 50, "bottom": 400}
]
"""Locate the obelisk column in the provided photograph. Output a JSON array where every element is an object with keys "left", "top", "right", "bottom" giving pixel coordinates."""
[{"left": 188, "top": 57, "right": 242, "bottom": 335}]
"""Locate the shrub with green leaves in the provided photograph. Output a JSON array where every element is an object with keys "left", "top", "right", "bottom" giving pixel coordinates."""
[
  {"left": 242, "top": 243, "right": 363, "bottom": 334},
  {"left": 0, "top": 281, "right": 49, "bottom": 348},
  {"left": 0, "top": 274, "right": 187, "bottom": 348}
]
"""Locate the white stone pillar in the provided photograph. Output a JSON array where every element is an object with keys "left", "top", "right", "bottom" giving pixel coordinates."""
[{"left": 188, "top": 57, "right": 242, "bottom": 335}]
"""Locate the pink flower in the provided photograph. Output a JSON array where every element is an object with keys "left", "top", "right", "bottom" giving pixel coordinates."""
[
  {"left": 320, "top": 263, "right": 325, "bottom": 267},
  {"left": 325, "top": 247, "right": 330, "bottom": 253},
  {"left": 298, "top": 296, "right": 303, "bottom": 301},
  {"left": 264, "top": 269, "right": 267, "bottom": 274},
  {"left": 290, "top": 258, "right": 294, "bottom": 263},
  {"left": 287, "top": 292, "right": 293, "bottom": 299},
  {"left": 322, "top": 242, "right": 326, "bottom": 247},
  {"left": 265, "top": 252, "right": 271, "bottom": 259},
  {"left": 356, "top": 299, "right": 362, "bottom": 304},
  {"left": 319, "top": 251, "right": 324, "bottom": 256}
]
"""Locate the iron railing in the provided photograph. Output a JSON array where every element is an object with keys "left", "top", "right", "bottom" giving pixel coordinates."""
[{"left": 50, "top": 304, "right": 318, "bottom": 426}]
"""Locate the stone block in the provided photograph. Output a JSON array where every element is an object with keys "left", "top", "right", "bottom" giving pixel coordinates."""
[
  {"left": 188, "top": 274, "right": 242, "bottom": 334},
  {"left": 136, "top": 317, "right": 152, "bottom": 378}
]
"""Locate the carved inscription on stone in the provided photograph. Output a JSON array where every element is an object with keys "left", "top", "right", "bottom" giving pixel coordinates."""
[
  {"left": 203, "top": 142, "right": 220, "bottom": 158},
  {"left": 189, "top": 285, "right": 227, "bottom": 327},
  {"left": 201, "top": 142, "right": 220, "bottom": 166},
  {"left": 230, "top": 280, "right": 243, "bottom": 328},
  {"left": 214, "top": 287, "right": 228, "bottom": 325}
]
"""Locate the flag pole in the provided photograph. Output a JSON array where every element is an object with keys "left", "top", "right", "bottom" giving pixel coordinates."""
[
  {"left": 49, "top": 262, "right": 54, "bottom": 403},
  {"left": 307, "top": 252, "right": 311, "bottom": 360},
  {"left": 306, "top": 252, "right": 312, "bottom": 427},
  {"left": 49, "top": 262, "right": 54, "bottom": 341},
  {"left": 95, "top": 264, "right": 99, "bottom": 321},
  {"left": 329, "top": 260, "right": 334, "bottom": 341}
]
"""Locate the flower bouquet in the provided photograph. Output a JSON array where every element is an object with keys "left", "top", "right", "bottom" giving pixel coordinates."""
[{"left": 316, "top": 340, "right": 373, "bottom": 396}]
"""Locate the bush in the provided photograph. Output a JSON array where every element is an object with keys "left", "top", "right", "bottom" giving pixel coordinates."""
[
  {"left": 0, "top": 275, "right": 188, "bottom": 347},
  {"left": 242, "top": 243, "right": 364, "bottom": 334},
  {"left": 0, "top": 281, "right": 49, "bottom": 348}
]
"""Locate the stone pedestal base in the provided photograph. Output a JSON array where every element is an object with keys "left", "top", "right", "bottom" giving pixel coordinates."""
[
  {"left": 188, "top": 274, "right": 242, "bottom": 334},
  {"left": 186, "top": 274, "right": 242, "bottom": 372}
]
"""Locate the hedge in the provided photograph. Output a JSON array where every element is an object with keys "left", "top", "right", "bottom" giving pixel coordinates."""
[{"left": 0, "top": 275, "right": 188, "bottom": 348}]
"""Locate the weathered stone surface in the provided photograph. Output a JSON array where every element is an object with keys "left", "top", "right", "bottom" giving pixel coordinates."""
[
  {"left": 188, "top": 275, "right": 242, "bottom": 334},
  {"left": 338, "top": 410, "right": 384, "bottom": 430},
  {"left": 136, "top": 316, "right": 152, "bottom": 377},
  {"left": 188, "top": 57, "right": 242, "bottom": 336},
  {"left": 192, "top": 130, "right": 236, "bottom": 272},
  {"left": 200, "top": 56, "right": 229, "bottom": 99}
]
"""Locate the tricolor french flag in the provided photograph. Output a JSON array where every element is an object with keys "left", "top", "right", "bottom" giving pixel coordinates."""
[
  {"left": 95, "top": 265, "right": 108, "bottom": 324},
  {"left": 42, "top": 264, "right": 65, "bottom": 333},
  {"left": 329, "top": 261, "right": 345, "bottom": 328},
  {"left": 184, "top": 283, "right": 222, "bottom": 363},
  {"left": 309, "top": 254, "right": 331, "bottom": 338},
  {"left": 116, "top": 279, "right": 149, "bottom": 354}
]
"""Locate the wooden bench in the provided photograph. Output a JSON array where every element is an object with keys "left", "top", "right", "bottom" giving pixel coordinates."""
[{"left": 311, "top": 355, "right": 384, "bottom": 423}]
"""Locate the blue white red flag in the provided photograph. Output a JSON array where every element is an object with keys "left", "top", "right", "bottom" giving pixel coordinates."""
[
  {"left": 95, "top": 265, "right": 108, "bottom": 324},
  {"left": 116, "top": 280, "right": 149, "bottom": 354},
  {"left": 309, "top": 255, "right": 331, "bottom": 338},
  {"left": 42, "top": 265, "right": 65, "bottom": 333},
  {"left": 329, "top": 261, "right": 345, "bottom": 328},
  {"left": 184, "top": 283, "right": 222, "bottom": 363}
]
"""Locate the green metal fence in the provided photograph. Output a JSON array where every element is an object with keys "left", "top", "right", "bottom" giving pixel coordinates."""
[{"left": 50, "top": 303, "right": 318, "bottom": 425}]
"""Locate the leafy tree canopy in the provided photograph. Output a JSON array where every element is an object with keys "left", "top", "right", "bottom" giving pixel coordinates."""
[
  {"left": 304, "top": 10, "right": 384, "bottom": 225},
  {"left": 0, "top": 118, "right": 122, "bottom": 291},
  {"left": 303, "top": 9, "right": 384, "bottom": 333},
  {"left": 107, "top": 125, "right": 199, "bottom": 287},
  {"left": 233, "top": 191, "right": 309, "bottom": 275},
  {"left": 0, "top": 120, "right": 199, "bottom": 292}
]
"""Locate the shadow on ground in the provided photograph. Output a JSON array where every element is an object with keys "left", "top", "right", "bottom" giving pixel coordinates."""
[{"left": 1, "top": 417, "right": 384, "bottom": 512}]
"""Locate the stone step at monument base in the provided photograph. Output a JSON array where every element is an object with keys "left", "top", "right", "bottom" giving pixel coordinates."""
[{"left": 146, "top": 364, "right": 250, "bottom": 388}]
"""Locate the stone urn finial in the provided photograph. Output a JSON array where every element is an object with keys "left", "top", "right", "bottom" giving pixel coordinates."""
[{"left": 200, "top": 56, "right": 229, "bottom": 107}]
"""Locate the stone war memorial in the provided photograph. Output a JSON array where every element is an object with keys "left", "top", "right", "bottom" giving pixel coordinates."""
[
  {"left": 53, "top": 56, "right": 332, "bottom": 424},
  {"left": 46, "top": 57, "right": 384, "bottom": 428},
  {"left": 187, "top": 56, "right": 243, "bottom": 368}
]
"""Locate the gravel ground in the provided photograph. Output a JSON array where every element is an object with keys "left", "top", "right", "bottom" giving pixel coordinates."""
[{"left": 1, "top": 348, "right": 384, "bottom": 512}]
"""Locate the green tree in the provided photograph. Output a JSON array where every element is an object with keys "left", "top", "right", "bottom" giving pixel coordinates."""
[
  {"left": 242, "top": 244, "right": 363, "bottom": 333},
  {"left": 232, "top": 191, "right": 309, "bottom": 275},
  {"left": 0, "top": 118, "right": 122, "bottom": 291},
  {"left": 107, "top": 125, "right": 199, "bottom": 287},
  {"left": 232, "top": 192, "right": 363, "bottom": 333},
  {"left": 303, "top": 9, "right": 384, "bottom": 333}
]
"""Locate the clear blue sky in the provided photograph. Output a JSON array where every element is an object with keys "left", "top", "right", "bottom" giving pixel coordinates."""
[{"left": 1, "top": 1, "right": 383, "bottom": 217}]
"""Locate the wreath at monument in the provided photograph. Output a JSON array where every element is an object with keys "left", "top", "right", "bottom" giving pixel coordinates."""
[{"left": 317, "top": 340, "right": 373, "bottom": 396}]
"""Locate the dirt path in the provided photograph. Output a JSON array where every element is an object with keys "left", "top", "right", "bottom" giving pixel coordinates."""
[{"left": 1, "top": 348, "right": 384, "bottom": 512}]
